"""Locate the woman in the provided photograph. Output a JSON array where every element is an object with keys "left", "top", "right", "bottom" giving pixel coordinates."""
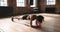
[
  {"left": 30, "top": 15, "right": 37, "bottom": 27},
  {"left": 36, "top": 15, "right": 44, "bottom": 28},
  {"left": 30, "top": 15, "right": 44, "bottom": 29}
]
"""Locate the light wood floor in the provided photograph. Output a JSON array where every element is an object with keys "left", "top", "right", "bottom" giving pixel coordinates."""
[{"left": 0, "top": 13, "right": 60, "bottom": 32}]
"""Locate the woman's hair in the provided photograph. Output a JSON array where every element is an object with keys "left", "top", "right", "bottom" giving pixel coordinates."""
[{"left": 36, "top": 15, "right": 44, "bottom": 23}]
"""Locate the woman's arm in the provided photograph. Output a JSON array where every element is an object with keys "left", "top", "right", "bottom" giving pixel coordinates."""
[
  {"left": 36, "top": 20, "right": 38, "bottom": 26},
  {"left": 30, "top": 19, "right": 33, "bottom": 27}
]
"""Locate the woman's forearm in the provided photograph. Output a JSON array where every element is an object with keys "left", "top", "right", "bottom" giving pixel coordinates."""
[{"left": 30, "top": 20, "right": 32, "bottom": 27}]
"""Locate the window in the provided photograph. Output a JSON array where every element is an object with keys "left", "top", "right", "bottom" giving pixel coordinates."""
[
  {"left": 0, "top": 0, "right": 8, "bottom": 6},
  {"left": 30, "top": 0, "right": 36, "bottom": 7},
  {"left": 30, "top": 0, "right": 33, "bottom": 5},
  {"left": 47, "top": 0, "right": 56, "bottom": 5},
  {"left": 16, "top": 0, "right": 26, "bottom": 7}
]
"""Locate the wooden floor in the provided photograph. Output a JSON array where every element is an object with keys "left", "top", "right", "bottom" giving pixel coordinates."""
[{"left": 0, "top": 13, "right": 60, "bottom": 32}]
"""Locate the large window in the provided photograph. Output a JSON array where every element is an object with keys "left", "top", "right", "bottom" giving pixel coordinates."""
[
  {"left": 0, "top": 0, "right": 8, "bottom": 6},
  {"left": 16, "top": 0, "right": 26, "bottom": 7},
  {"left": 47, "top": 0, "right": 56, "bottom": 5},
  {"left": 30, "top": 0, "right": 36, "bottom": 7}
]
